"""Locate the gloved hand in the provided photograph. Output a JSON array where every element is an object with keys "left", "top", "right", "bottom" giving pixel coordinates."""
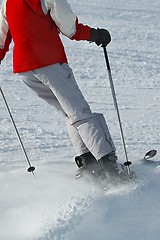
[{"left": 89, "top": 28, "right": 111, "bottom": 47}]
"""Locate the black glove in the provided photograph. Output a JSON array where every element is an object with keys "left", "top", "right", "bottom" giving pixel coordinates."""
[{"left": 89, "top": 28, "right": 111, "bottom": 47}]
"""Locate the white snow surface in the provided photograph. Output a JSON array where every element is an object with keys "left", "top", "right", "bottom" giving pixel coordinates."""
[{"left": 0, "top": 0, "right": 160, "bottom": 239}]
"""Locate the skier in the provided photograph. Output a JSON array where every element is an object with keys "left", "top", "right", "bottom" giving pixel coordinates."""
[{"left": 0, "top": 0, "right": 118, "bottom": 179}]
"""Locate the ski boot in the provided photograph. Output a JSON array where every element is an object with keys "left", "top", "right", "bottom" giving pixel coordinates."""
[
  {"left": 98, "top": 151, "right": 121, "bottom": 184},
  {"left": 75, "top": 152, "right": 99, "bottom": 179},
  {"left": 99, "top": 152, "right": 137, "bottom": 184},
  {"left": 75, "top": 152, "right": 111, "bottom": 190}
]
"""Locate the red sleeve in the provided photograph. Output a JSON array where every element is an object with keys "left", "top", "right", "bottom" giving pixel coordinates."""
[
  {"left": 0, "top": 30, "right": 12, "bottom": 60},
  {"left": 70, "top": 17, "right": 91, "bottom": 41}
]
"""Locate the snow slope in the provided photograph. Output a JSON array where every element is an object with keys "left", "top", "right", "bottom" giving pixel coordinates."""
[{"left": 0, "top": 0, "right": 160, "bottom": 239}]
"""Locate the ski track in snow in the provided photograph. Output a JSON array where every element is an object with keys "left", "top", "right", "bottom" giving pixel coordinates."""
[{"left": 0, "top": 0, "right": 160, "bottom": 239}]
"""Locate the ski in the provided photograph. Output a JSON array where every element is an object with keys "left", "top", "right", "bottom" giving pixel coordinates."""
[
  {"left": 120, "top": 149, "right": 158, "bottom": 175},
  {"left": 143, "top": 149, "right": 157, "bottom": 160},
  {"left": 140, "top": 149, "right": 159, "bottom": 167},
  {"left": 120, "top": 149, "right": 157, "bottom": 169},
  {"left": 75, "top": 149, "right": 158, "bottom": 191}
]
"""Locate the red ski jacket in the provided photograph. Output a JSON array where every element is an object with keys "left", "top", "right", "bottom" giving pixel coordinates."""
[{"left": 0, "top": 0, "right": 91, "bottom": 73}]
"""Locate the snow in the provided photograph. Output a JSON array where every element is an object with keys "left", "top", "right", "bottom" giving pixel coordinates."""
[{"left": 0, "top": 0, "right": 160, "bottom": 239}]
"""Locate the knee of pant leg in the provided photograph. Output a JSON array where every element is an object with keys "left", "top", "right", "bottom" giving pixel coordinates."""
[{"left": 72, "top": 112, "right": 103, "bottom": 128}]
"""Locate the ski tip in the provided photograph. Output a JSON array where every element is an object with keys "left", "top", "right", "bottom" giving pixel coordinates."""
[{"left": 144, "top": 149, "right": 157, "bottom": 160}]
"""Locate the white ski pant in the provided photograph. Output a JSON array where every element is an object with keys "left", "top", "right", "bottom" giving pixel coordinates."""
[{"left": 20, "top": 63, "right": 116, "bottom": 160}]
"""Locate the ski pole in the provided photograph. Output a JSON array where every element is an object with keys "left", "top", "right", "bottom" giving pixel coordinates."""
[
  {"left": 0, "top": 86, "right": 35, "bottom": 175},
  {"left": 103, "top": 46, "right": 132, "bottom": 174}
]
